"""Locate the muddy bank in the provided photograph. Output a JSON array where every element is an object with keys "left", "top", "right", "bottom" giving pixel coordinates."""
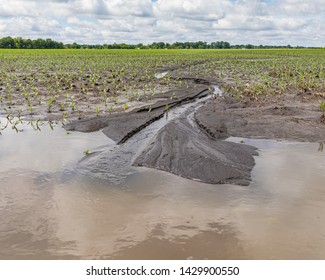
[
  {"left": 66, "top": 80, "right": 325, "bottom": 187},
  {"left": 65, "top": 85, "right": 208, "bottom": 144},
  {"left": 134, "top": 115, "right": 257, "bottom": 186},
  {"left": 195, "top": 94, "right": 325, "bottom": 142},
  {"left": 67, "top": 81, "right": 258, "bottom": 186},
  {"left": 65, "top": 109, "right": 164, "bottom": 144},
  {"left": 65, "top": 68, "right": 325, "bottom": 187}
]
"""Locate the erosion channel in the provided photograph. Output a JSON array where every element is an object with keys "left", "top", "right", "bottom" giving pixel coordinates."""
[
  {"left": 65, "top": 74, "right": 258, "bottom": 186},
  {"left": 2, "top": 67, "right": 325, "bottom": 259}
]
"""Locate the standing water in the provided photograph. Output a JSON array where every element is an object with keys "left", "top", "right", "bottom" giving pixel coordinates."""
[
  {"left": 1, "top": 117, "right": 325, "bottom": 259},
  {"left": 154, "top": 71, "right": 169, "bottom": 79}
]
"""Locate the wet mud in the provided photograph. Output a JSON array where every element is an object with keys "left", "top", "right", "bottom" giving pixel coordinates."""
[
  {"left": 65, "top": 84, "right": 208, "bottom": 144},
  {"left": 134, "top": 115, "right": 257, "bottom": 186},
  {"left": 65, "top": 70, "right": 325, "bottom": 186},
  {"left": 67, "top": 81, "right": 258, "bottom": 185},
  {"left": 195, "top": 94, "right": 325, "bottom": 142}
]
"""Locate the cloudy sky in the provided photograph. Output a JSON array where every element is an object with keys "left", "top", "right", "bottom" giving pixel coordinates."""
[{"left": 0, "top": 0, "right": 324, "bottom": 46}]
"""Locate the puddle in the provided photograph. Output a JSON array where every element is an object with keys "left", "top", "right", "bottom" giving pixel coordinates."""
[
  {"left": 1, "top": 116, "right": 325, "bottom": 259},
  {"left": 0, "top": 117, "right": 111, "bottom": 173},
  {"left": 155, "top": 71, "right": 169, "bottom": 79},
  {"left": 211, "top": 84, "right": 223, "bottom": 97}
]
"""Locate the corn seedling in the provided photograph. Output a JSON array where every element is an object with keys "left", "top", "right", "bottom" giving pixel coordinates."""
[
  {"left": 83, "top": 149, "right": 92, "bottom": 155},
  {"left": 96, "top": 106, "right": 101, "bottom": 116},
  {"left": 0, "top": 48, "right": 324, "bottom": 132},
  {"left": 320, "top": 102, "right": 325, "bottom": 123}
]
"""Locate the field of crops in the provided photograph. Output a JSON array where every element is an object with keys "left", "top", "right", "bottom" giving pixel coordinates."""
[
  {"left": 0, "top": 48, "right": 324, "bottom": 132},
  {"left": 1, "top": 48, "right": 325, "bottom": 260}
]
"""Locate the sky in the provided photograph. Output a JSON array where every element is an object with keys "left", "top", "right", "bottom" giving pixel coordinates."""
[{"left": 0, "top": 0, "right": 324, "bottom": 47}]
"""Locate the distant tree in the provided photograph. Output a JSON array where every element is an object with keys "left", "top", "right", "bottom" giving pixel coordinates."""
[
  {"left": 0, "top": 36, "right": 16, "bottom": 48},
  {"left": 0, "top": 36, "right": 65, "bottom": 49},
  {"left": 25, "top": 39, "right": 33, "bottom": 49},
  {"left": 150, "top": 42, "right": 166, "bottom": 49},
  {"left": 0, "top": 36, "right": 315, "bottom": 49},
  {"left": 13, "top": 37, "right": 24, "bottom": 48}
]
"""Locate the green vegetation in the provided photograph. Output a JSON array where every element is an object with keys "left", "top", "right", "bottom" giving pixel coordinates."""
[
  {"left": 320, "top": 102, "right": 325, "bottom": 122},
  {"left": 0, "top": 37, "right": 64, "bottom": 49},
  {"left": 83, "top": 150, "right": 93, "bottom": 155},
  {"left": 320, "top": 102, "right": 325, "bottom": 115},
  {"left": 0, "top": 36, "right": 315, "bottom": 50},
  {"left": 200, "top": 49, "right": 325, "bottom": 100},
  {"left": 0, "top": 48, "right": 324, "bottom": 129}
]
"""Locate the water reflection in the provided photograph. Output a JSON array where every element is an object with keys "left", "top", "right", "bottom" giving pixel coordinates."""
[
  {"left": 111, "top": 224, "right": 247, "bottom": 260},
  {"left": 1, "top": 126, "right": 325, "bottom": 259},
  {"left": 211, "top": 85, "right": 223, "bottom": 97},
  {"left": 0, "top": 118, "right": 111, "bottom": 173},
  {"left": 0, "top": 116, "right": 65, "bottom": 134}
]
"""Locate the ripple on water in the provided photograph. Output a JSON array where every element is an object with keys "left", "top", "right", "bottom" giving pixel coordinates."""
[{"left": 1, "top": 118, "right": 325, "bottom": 259}]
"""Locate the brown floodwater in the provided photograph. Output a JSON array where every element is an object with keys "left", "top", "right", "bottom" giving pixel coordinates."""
[{"left": 1, "top": 118, "right": 325, "bottom": 259}]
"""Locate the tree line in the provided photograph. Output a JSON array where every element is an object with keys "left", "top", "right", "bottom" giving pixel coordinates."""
[
  {"left": 0, "top": 36, "right": 310, "bottom": 49},
  {"left": 0, "top": 37, "right": 64, "bottom": 49}
]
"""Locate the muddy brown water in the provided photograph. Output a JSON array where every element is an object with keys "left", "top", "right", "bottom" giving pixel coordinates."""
[{"left": 1, "top": 116, "right": 325, "bottom": 259}]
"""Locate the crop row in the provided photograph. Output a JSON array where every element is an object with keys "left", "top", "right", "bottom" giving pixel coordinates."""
[{"left": 0, "top": 49, "right": 324, "bottom": 128}]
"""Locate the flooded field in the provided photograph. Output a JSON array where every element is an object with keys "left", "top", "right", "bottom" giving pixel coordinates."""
[
  {"left": 1, "top": 118, "right": 325, "bottom": 259},
  {"left": 1, "top": 49, "right": 325, "bottom": 260}
]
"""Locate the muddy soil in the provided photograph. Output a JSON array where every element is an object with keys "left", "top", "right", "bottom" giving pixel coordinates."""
[
  {"left": 4, "top": 60, "right": 324, "bottom": 186},
  {"left": 133, "top": 115, "right": 257, "bottom": 186},
  {"left": 65, "top": 72, "right": 325, "bottom": 186},
  {"left": 64, "top": 84, "right": 208, "bottom": 144},
  {"left": 195, "top": 93, "right": 325, "bottom": 143}
]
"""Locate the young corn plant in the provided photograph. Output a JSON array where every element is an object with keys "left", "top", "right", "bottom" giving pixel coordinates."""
[
  {"left": 165, "top": 103, "right": 169, "bottom": 119},
  {"left": 109, "top": 104, "right": 114, "bottom": 114},
  {"left": 47, "top": 96, "right": 55, "bottom": 113},
  {"left": 320, "top": 101, "right": 325, "bottom": 123},
  {"left": 83, "top": 149, "right": 92, "bottom": 155},
  {"left": 95, "top": 106, "right": 101, "bottom": 116}
]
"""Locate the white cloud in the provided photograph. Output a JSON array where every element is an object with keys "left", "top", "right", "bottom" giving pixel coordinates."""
[
  {"left": 153, "top": 0, "right": 226, "bottom": 21},
  {"left": 106, "top": 0, "right": 153, "bottom": 17},
  {"left": 279, "top": 0, "right": 325, "bottom": 14},
  {"left": 0, "top": 0, "right": 324, "bottom": 46},
  {"left": 0, "top": 0, "right": 38, "bottom": 17},
  {"left": 0, "top": 16, "right": 61, "bottom": 37}
]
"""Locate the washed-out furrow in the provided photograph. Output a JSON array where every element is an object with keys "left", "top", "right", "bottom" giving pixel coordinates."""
[
  {"left": 75, "top": 70, "right": 257, "bottom": 186},
  {"left": 76, "top": 90, "right": 213, "bottom": 184}
]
